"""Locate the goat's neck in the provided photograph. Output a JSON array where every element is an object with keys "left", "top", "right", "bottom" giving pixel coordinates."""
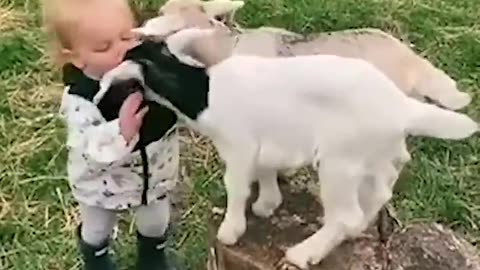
[{"left": 140, "top": 59, "right": 210, "bottom": 121}]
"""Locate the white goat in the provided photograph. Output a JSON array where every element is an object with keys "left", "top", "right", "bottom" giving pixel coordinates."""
[
  {"left": 155, "top": 0, "right": 472, "bottom": 111},
  {"left": 136, "top": 0, "right": 474, "bottom": 181},
  {"left": 97, "top": 26, "right": 478, "bottom": 269}
]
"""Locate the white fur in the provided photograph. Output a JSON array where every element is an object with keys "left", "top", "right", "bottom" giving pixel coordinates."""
[
  {"left": 159, "top": 0, "right": 244, "bottom": 18},
  {"left": 99, "top": 31, "right": 477, "bottom": 267},
  {"left": 132, "top": 14, "right": 187, "bottom": 38},
  {"left": 93, "top": 61, "right": 144, "bottom": 104},
  {"left": 206, "top": 54, "right": 476, "bottom": 269}
]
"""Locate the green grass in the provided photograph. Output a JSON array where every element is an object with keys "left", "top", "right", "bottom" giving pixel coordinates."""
[{"left": 1, "top": 0, "right": 479, "bottom": 269}]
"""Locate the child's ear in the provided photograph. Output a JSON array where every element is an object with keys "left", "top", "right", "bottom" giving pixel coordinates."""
[{"left": 61, "top": 48, "right": 85, "bottom": 69}]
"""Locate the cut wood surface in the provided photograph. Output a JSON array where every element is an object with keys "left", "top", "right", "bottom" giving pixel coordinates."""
[{"left": 206, "top": 172, "right": 480, "bottom": 270}]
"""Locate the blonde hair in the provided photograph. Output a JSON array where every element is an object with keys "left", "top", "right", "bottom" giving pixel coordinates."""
[{"left": 41, "top": 0, "right": 136, "bottom": 66}]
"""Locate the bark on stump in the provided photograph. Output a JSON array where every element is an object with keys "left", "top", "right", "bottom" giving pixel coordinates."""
[{"left": 206, "top": 180, "right": 480, "bottom": 270}]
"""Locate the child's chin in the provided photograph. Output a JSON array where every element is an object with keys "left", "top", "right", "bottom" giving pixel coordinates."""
[{"left": 83, "top": 69, "right": 102, "bottom": 80}]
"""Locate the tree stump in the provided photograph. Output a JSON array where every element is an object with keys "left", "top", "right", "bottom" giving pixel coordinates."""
[{"left": 206, "top": 179, "right": 480, "bottom": 270}]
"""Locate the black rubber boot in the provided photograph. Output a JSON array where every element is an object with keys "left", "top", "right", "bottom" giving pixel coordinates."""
[
  {"left": 136, "top": 231, "right": 178, "bottom": 270},
  {"left": 77, "top": 225, "right": 117, "bottom": 270}
]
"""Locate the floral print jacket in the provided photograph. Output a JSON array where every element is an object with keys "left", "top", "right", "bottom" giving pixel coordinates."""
[{"left": 58, "top": 42, "right": 181, "bottom": 210}]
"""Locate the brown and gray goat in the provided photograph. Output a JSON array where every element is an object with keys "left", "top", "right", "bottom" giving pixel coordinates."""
[{"left": 142, "top": 0, "right": 472, "bottom": 111}]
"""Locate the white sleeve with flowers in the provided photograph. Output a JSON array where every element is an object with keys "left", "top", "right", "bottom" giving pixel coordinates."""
[{"left": 59, "top": 86, "right": 139, "bottom": 163}]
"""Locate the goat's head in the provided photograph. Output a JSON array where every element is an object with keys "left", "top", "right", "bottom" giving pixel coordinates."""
[
  {"left": 130, "top": 0, "right": 245, "bottom": 41},
  {"left": 131, "top": 13, "right": 223, "bottom": 67},
  {"left": 159, "top": 0, "right": 244, "bottom": 29},
  {"left": 131, "top": 0, "right": 237, "bottom": 68},
  {"left": 131, "top": 14, "right": 188, "bottom": 40}
]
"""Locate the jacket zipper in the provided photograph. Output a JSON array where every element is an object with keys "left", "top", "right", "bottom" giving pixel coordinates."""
[{"left": 139, "top": 127, "right": 149, "bottom": 205}]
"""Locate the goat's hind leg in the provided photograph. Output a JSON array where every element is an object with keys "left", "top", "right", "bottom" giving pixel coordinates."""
[
  {"left": 355, "top": 142, "right": 409, "bottom": 239},
  {"left": 285, "top": 158, "right": 365, "bottom": 269},
  {"left": 355, "top": 162, "right": 397, "bottom": 239},
  {"left": 252, "top": 168, "right": 282, "bottom": 218}
]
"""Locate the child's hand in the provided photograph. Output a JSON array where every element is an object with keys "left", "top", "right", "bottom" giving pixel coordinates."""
[{"left": 119, "top": 92, "right": 149, "bottom": 144}]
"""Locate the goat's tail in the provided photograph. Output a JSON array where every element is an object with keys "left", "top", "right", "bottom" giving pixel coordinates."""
[
  {"left": 411, "top": 59, "right": 471, "bottom": 110},
  {"left": 405, "top": 98, "right": 478, "bottom": 139}
]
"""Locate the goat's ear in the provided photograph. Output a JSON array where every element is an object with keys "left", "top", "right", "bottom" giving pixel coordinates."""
[
  {"left": 131, "top": 26, "right": 151, "bottom": 37},
  {"left": 131, "top": 15, "right": 187, "bottom": 38},
  {"left": 201, "top": 0, "right": 244, "bottom": 17}
]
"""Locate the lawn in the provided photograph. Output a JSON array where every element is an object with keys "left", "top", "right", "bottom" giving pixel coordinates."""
[{"left": 0, "top": 0, "right": 479, "bottom": 269}]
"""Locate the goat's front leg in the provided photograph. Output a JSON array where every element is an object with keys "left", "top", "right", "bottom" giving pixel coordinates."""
[
  {"left": 217, "top": 151, "right": 256, "bottom": 245},
  {"left": 252, "top": 168, "right": 282, "bottom": 218},
  {"left": 285, "top": 158, "right": 365, "bottom": 269},
  {"left": 391, "top": 138, "right": 411, "bottom": 173}
]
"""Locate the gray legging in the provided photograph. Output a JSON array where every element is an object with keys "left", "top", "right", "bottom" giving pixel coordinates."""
[{"left": 79, "top": 199, "right": 170, "bottom": 246}]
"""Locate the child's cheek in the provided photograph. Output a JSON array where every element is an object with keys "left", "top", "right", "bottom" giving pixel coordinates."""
[
  {"left": 108, "top": 54, "right": 125, "bottom": 71},
  {"left": 98, "top": 59, "right": 120, "bottom": 77}
]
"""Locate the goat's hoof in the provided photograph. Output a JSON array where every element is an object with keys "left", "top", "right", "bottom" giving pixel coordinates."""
[
  {"left": 441, "top": 92, "right": 471, "bottom": 110},
  {"left": 216, "top": 219, "right": 245, "bottom": 245},
  {"left": 280, "top": 168, "right": 297, "bottom": 178},
  {"left": 276, "top": 258, "right": 303, "bottom": 270},
  {"left": 347, "top": 231, "right": 374, "bottom": 241},
  {"left": 252, "top": 197, "right": 282, "bottom": 218},
  {"left": 252, "top": 202, "right": 275, "bottom": 217},
  {"left": 285, "top": 245, "right": 312, "bottom": 270},
  {"left": 111, "top": 225, "right": 119, "bottom": 240}
]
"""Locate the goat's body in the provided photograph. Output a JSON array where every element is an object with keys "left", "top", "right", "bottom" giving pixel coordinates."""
[
  {"left": 202, "top": 55, "right": 408, "bottom": 167},
  {"left": 215, "top": 27, "right": 471, "bottom": 110},
  {"left": 190, "top": 54, "right": 475, "bottom": 268},
  {"left": 180, "top": 54, "right": 475, "bottom": 268},
  {"left": 206, "top": 26, "right": 470, "bottom": 180},
  {"left": 135, "top": 0, "right": 472, "bottom": 109}
]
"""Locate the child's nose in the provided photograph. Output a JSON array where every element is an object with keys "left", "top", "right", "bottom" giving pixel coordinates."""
[
  {"left": 115, "top": 46, "right": 127, "bottom": 62},
  {"left": 126, "top": 38, "right": 141, "bottom": 50}
]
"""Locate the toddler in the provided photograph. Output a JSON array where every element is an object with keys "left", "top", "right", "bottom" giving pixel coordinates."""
[{"left": 42, "top": 0, "right": 182, "bottom": 269}]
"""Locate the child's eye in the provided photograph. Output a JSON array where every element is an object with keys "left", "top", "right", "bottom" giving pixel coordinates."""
[
  {"left": 121, "top": 34, "right": 135, "bottom": 42},
  {"left": 94, "top": 42, "right": 111, "bottom": 53}
]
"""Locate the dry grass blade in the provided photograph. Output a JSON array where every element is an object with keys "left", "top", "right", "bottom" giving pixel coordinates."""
[
  {"left": 0, "top": 5, "right": 26, "bottom": 33},
  {"left": 1, "top": 0, "right": 480, "bottom": 269}
]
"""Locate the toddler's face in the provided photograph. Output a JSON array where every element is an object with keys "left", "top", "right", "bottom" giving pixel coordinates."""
[{"left": 66, "top": 2, "right": 140, "bottom": 79}]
